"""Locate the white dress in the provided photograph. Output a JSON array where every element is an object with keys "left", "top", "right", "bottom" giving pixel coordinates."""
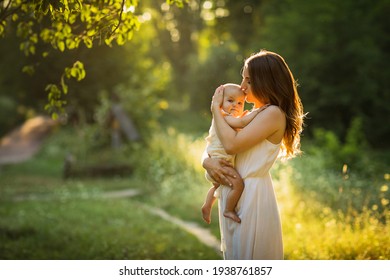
[
  {"left": 217, "top": 139, "right": 283, "bottom": 259},
  {"left": 204, "top": 119, "right": 236, "bottom": 183}
]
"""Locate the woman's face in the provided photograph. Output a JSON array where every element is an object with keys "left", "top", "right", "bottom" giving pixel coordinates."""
[{"left": 241, "top": 67, "right": 255, "bottom": 104}]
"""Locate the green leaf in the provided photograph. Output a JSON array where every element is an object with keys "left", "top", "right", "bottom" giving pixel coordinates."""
[
  {"left": 116, "top": 34, "right": 125, "bottom": 45},
  {"left": 74, "top": 61, "right": 86, "bottom": 80},
  {"left": 70, "top": 68, "right": 78, "bottom": 78},
  {"left": 0, "top": 23, "right": 5, "bottom": 36},
  {"left": 167, "top": 0, "right": 184, "bottom": 8},
  {"left": 45, "top": 84, "right": 53, "bottom": 92},
  {"left": 104, "top": 37, "right": 113, "bottom": 46},
  {"left": 87, "top": 29, "right": 96, "bottom": 36},
  {"left": 66, "top": 38, "right": 76, "bottom": 49},
  {"left": 58, "top": 41, "right": 65, "bottom": 51},
  {"left": 22, "top": 65, "right": 35, "bottom": 75},
  {"left": 68, "top": 14, "right": 77, "bottom": 24},
  {"left": 29, "top": 45, "right": 35, "bottom": 55},
  {"left": 61, "top": 76, "right": 68, "bottom": 94},
  {"left": 30, "top": 33, "right": 38, "bottom": 44},
  {"left": 76, "top": 0, "right": 83, "bottom": 9},
  {"left": 52, "top": 112, "right": 58, "bottom": 120},
  {"left": 83, "top": 37, "right": 93, "bottom": 48}
]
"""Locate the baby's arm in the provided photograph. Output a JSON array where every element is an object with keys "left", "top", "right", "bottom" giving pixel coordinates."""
[{"left": 224, "top": 109, "right": 261, "bottom": 129}]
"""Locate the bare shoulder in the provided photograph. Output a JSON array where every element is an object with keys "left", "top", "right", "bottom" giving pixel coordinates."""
[
  {"left": 255, "top": 105, "right": 285, "bottom": 130},
  {"left": 261, "top": 105, "right": 285, "bottom": 120}
]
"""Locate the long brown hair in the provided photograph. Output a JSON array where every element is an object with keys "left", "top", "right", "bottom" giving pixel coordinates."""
[{"left": 245, "top": 50, "right": 305, "bottom": 159}]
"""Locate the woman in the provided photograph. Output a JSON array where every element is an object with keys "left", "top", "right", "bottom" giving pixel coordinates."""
[{"left": 203, "top": 50, "right": 304, "bottom": 259}]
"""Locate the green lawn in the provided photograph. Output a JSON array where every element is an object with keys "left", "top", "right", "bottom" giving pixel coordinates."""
[
  {"left": 0, "top": 134, "right": 221, "bottom": 259},
  {"left": 0, "top": 123, "right": 389, "bottom": 260},
  {"left": 0, "top": 198, "right": 220, "bottom": 259},
  {"left": 0, "top": 165, "right": 221, "bottom": 260}
]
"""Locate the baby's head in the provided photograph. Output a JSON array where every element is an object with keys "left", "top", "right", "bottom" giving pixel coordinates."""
[{"left": 222, "top": 83, "right": 245, "bottom": 117}]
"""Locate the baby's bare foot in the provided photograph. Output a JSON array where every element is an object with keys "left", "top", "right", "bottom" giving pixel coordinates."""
[
  {"left": 224, "top": 210, "right": 241, "bottom": 223},
  {"left": 201, "top": 205, "right": 212, "bottom": 224}
]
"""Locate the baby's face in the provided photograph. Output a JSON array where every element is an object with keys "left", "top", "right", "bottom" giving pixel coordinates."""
[{"left": 222, "top": 89, "right": 245, "bottom": 117}]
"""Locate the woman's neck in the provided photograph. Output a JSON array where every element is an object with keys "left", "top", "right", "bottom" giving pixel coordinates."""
[{"left": 253, "top": 101, "right": 268, "bottom": 109}]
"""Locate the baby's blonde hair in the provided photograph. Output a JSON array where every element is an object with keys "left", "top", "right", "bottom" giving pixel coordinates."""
[{"left": 223, "top": 83, "right": 243, "bottom": 96}]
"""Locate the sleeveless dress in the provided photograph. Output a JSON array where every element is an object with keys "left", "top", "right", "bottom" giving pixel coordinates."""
[{"left": 217, "top": 139, "right": 283, "bottom": 259}]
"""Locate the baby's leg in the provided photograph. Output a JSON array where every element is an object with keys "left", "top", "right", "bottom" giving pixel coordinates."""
[
  {"left": 223, "top": 167, "right": 244, "bottom": 223},
  {"left": 201, "top": 184, "right": 219, "bottom": 224}
]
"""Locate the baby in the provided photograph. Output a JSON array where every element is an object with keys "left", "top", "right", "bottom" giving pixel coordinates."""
[{"left": 202, "top": 83, "right": 265, "bottom": 224}]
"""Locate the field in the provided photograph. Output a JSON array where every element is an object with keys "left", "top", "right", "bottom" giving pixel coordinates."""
[{"left": 0, "top": 113, "right": 389, "bottom": 260}]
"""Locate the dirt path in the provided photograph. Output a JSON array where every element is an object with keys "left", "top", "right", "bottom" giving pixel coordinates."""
[
  {"left": 0, "top": 116, "right": 57, "bottom": 165},
  {"left": 96, "top": 190, "right": 221, "bottom": 253},
  {"left": 142, "top": 205, "right": 221, "bottom": 255}
]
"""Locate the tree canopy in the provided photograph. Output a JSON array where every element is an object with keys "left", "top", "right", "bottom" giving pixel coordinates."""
[
  {"left": 0, "top": 0, "right": 183, "bottom": 118},
  {"left": 0, "top": 0, "right": 389, "bottom": 147}
]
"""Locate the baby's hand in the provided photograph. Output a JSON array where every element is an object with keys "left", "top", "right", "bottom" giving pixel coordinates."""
[{"left": 211, "top": 85, "right": 224, "bottom": 112}]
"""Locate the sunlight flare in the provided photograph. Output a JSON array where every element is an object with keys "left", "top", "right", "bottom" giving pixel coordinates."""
[{"left": 123, "top": 5, "right": 135, "bottom": 13}]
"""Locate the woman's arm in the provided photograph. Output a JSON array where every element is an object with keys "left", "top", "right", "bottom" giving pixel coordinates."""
[
  {"left": 211, "top": 87, "right": 285, "bottom": 155},
  {"left": 224, "top": 108, "right": 264, "bottom": 129}
]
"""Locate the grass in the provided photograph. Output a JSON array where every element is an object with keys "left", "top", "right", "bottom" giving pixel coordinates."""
[
  {"left": 0, "top": 170, "right": 221, "bottom": 259},
  {"left": 0, "top": 128, "right": 221, "bottom": 260},
  {"left": 0, "top": 115, "right": 389, "bottom": 260},
  {"left": 275, "top": 167, "right": 390, "bottom": 259},
  {"left": 0, "top": 198, "right": 218, "bottom": 260}
]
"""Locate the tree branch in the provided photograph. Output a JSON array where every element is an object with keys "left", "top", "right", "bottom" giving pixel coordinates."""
[
  {"left": 0, "top": 0, "right": 29, "bottom": 22},
  {"left": 109, "top": 0, "right": 125, "bottom": 36}
]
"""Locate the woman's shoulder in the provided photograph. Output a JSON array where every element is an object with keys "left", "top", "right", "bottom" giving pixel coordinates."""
[
  {"left": 261, "top": 105, "right": 285, "bottom": 119},
  {"left": 254, "top": 105, "right": 286, "bottom": 131},
  {"left": 261, "top": 105, "right": 286, "bottom": 144}
]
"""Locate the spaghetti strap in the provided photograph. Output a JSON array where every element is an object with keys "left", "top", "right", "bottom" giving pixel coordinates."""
[
  {"left": 251, "top": 104, "right": 271, "bottom": 115},
  {"left": 259, "top": 104, "right": 271, "bottom": 111}
]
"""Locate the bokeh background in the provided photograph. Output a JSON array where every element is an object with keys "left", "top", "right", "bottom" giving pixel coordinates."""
[{"left": 0, "top": 0, "right": 389, "bottom": 259}]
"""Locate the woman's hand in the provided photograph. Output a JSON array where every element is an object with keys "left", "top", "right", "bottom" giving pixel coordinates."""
[
  {"left": 203, "top": 157, "right": 236, "bottom": 186},
  {"left": 211, "top": 85, "right": 224, "bottom": 113}
]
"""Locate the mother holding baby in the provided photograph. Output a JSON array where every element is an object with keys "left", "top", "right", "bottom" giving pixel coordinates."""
[{"left": 203, "top": 50, "right": 305, "bottom": 259}]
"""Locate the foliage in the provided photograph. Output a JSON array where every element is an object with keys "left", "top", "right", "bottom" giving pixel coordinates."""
[
  {"left": 289, "top": 132, "right": 389, "bottom": 216},
  {"left": 185, "top": 39, "right": 243, "bottom": 111},
  {"left": 279, "top": 174, "right": 390, "bottom": 259},
  {"left": 308, "top": 117, "right": 372, "bottom": 172},
  {"left": 0, "top": 2, "right": 173, "bottom": 135},
  {"left": 281, "top": 149, "right": 390, "bottom": 259},
  {"left": 146, "top": 0, "right": 202, "bottom": 103},
  {"left": 0, "top": 0, "right": 183, "bottom": 118},
  {"left": 1, "top": 0, "right": 389, "bottom": 147},
  {"left": 257, "top": 0, "right": 390, "bottom": 146}
]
